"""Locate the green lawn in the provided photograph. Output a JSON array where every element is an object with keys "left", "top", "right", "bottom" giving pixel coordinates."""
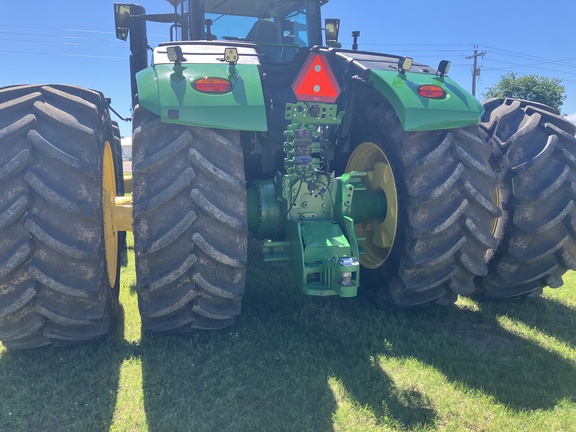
[{"left": 1, "top": 234, "right": 575, "bottom": 431}]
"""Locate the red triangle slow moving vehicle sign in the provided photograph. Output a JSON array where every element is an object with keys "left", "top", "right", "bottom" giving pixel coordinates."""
[{"left": 292, "top": 53, "right": 341, "bottom": 103}]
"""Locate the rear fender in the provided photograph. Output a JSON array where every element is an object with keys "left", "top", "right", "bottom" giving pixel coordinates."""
[
  {"left": 136, "top": 43, "right": 268, "bottom": 131},
  {"left": 368, "top": 69, "right": 484, "bottom": 131}
]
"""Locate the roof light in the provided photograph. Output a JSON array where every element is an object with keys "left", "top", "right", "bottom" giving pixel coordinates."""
[
  {"left": 418, "top": 85, "right": 445, "bottom": 99},
  {"left": 167, "top": 45, "right": 186, "bottom": 66},
  {"left": 292, "top": 54, "right": 341, "bottom": 103},
  {"left": 193, "top": 77, "right": 232, "bottom": 94},
  {"left": 437, "top": 60, "right": 451, "bottom": 78},
  {"left": 398, "top": 57, "right": 413, "bottom": 74},
  {"left": 325, "top": 19, "right": 340, "bottom": 44},
  {"left": 225, "top": 47, "right": 239, "bottom": 64}
]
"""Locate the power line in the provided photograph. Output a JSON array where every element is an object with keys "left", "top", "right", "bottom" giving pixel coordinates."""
[
  {"left": 482, "top": 45, "right": 576, "bottom": 65},
  {"left": 2, "top": 23, "right": 576, "bottom": 83},
  {"left": 483, "top": 61, "right": 576, "bottom": 76},
  {"left": 484, "top": 56, "right": 576, "bottom": 71},
  {"left": 0, "top": 48, "right": 125, "bottom": 60},
  {"left": 0, "top": 37, "right": 120, "bottom": 49},
  {"left": 0, "top": 23, "right": 167, "bottom": 39}
]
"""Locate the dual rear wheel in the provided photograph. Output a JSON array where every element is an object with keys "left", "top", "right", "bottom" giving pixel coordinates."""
[
  {"left": 0, "top": 83, "right": 247, "bottom": 348},
  {"left": 0, "top": 83, "right": 246, "bottom": 348},
  {"left": 347, "top": 89, "right": 576, "bottom": 306},
  {"left": 0, "top": 84, "right": 575, "bottom": 348}
]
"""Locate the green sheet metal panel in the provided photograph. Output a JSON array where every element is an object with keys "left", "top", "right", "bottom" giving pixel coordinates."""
[
  {"left": 136, "top": 63, "right": 267, "bottom": 131},
  {"left": 369, "top": 69, "right": 484, "bottom": 131}
]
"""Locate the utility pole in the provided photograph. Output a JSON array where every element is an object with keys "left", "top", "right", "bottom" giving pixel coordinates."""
[{"left": 466, "top": 45, "right": 486, "bottom": 97}]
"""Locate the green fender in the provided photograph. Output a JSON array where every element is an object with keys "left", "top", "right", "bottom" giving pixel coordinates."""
[
  {"left": 136, "top": 63, "right": 267, "bottom": 131},
  {"left": 368, "top": 69, "right": 484, "bottom": 131}
]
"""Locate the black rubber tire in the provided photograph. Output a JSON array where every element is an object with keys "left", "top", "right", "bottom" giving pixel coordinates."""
[
  {"left": 0, "top": 84, "right": 121, "bottom": 348},
  {"left": 131, "top": 107, "right": 247, "bottom": 332},
  {"left": 475, "top": 98, "right": 576, "bottom": 298},
  {"left": 349, "top": 87, "right": 501, "bottom": 307}
]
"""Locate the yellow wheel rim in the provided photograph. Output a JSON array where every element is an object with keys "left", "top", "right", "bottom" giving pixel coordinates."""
[
  {"left": 346, "top": 142, "right": 398, "bottom": 269},
  {"left": 492, "top": 187, "right": 500, "bottom": 235},
  {"left": 103, "top": 141, "right": 118, "bottom": 288}
]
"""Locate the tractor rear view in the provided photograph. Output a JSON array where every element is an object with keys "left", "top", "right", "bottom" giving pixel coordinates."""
[{"left": 0, "top": 0, "right": 575, "bottom": 348}]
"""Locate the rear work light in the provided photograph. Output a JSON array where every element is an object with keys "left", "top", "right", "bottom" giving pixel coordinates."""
[
  {"left": 418, "top": 85, "right": 445, "bottom": 99},
  {"left": 193, "top": 77, "right": 232, "bottom": 94}
]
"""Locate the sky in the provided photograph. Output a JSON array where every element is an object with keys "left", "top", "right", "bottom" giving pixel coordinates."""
[{"left": 1, "top": 0, "right": 575, "bottom": 138}]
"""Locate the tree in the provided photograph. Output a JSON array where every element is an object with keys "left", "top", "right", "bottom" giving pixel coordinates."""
[{"left": 483, "top": 72, "right": 566, "bottom": 112}]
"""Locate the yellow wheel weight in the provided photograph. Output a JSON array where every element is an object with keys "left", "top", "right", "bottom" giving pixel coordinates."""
[
  {"left": 345, "top": 142, "right": 399, "bottom": 269},
  {"left": 102, "top": 141, "right": 118, "bottom": 288}
]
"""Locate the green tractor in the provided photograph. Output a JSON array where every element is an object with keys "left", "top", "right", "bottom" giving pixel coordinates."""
[{"left": 1, "top": 0, "right": 575, "bottom": 348}]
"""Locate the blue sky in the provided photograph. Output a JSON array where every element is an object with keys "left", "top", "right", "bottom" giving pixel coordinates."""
[{"left": 1, "top": 0, "right": 575, "bottom": 138}]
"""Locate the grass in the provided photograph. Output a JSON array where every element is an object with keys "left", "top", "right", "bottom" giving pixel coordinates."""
[{"left": 1, "top": 234, "right": 575, "bottom": 431}]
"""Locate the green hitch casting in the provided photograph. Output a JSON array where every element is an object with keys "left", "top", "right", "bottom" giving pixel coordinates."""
[{"left": 246, "top": 102, "right": 388, "bottom": 298}]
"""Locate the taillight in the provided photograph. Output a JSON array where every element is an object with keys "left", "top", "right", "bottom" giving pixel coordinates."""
[
  {"left": 418, "top": 85, "right": 445, "bottom": 99},
  {"left": 292, "top": 54, "right": 341, "bottom": 103},
  {"left": 193, "top": 77, "right": 232, "bottom": 93}
]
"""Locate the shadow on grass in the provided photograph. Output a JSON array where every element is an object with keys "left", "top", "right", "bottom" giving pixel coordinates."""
[
  {"left": 138, "top": 253, "right": 438, "bottom": 431},
  {"left": 138, "top": 315, "right": 437, "bottom": 431},
  {"left": 484, "top": 294, "right": 576, "bottom": 346},
  {"left": 139, "top": 260, "right": 575, "bottom": 430},
  {"left": 0, "top": 306, "right": 128, "bottom": 432},
  {"left": 136, "top": 239, "right": 576, "bottom": 431},
  {"left": 2, "top": 247, "right": 574, "bottom": 431},
  {"left": 386, "top": 297, "right": 576, "bottom": 411}
]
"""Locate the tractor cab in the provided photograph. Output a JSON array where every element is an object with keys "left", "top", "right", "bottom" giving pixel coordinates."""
[
  {"left": 202, "top": 0, "right": 322, "bottom": 64},
  {"left": 114, "top": 0, "right": 333, "bottom": 107},
  {"left": 115, "top": 0, "right": 330, "bottom": 62}
]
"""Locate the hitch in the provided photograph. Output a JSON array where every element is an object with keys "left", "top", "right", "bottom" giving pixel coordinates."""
[{"left": 246, "top": 102, "right": 387, "bottom": 298}]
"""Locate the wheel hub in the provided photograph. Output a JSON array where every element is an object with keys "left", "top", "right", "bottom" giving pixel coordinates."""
[{"left": 345, "top": 142, "right": 398, "bottom": 269}]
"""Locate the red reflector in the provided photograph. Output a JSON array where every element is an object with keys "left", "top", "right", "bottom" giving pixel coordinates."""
[
  {"left": 418, "top": 85, "right": 445, "bottom": 99},
  {"left": 292, "top": 54, "right": 341, "bottom": 103},
  {"left": 193, "top": 77, "right": 232, "bottom": 93}
]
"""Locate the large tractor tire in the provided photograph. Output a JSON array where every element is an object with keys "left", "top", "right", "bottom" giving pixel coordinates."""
[
  {"left": 131, "top": 107, "right": 246, "bottom": 332},
  {"left": 475, "top": 98, "right": 576, "bottom": 298},
  {"left": 347, "top": 87, "right": 501, "bottom": 307},
  {"left": 0, "top": 84, "right": 121, "bottom": 348}
]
